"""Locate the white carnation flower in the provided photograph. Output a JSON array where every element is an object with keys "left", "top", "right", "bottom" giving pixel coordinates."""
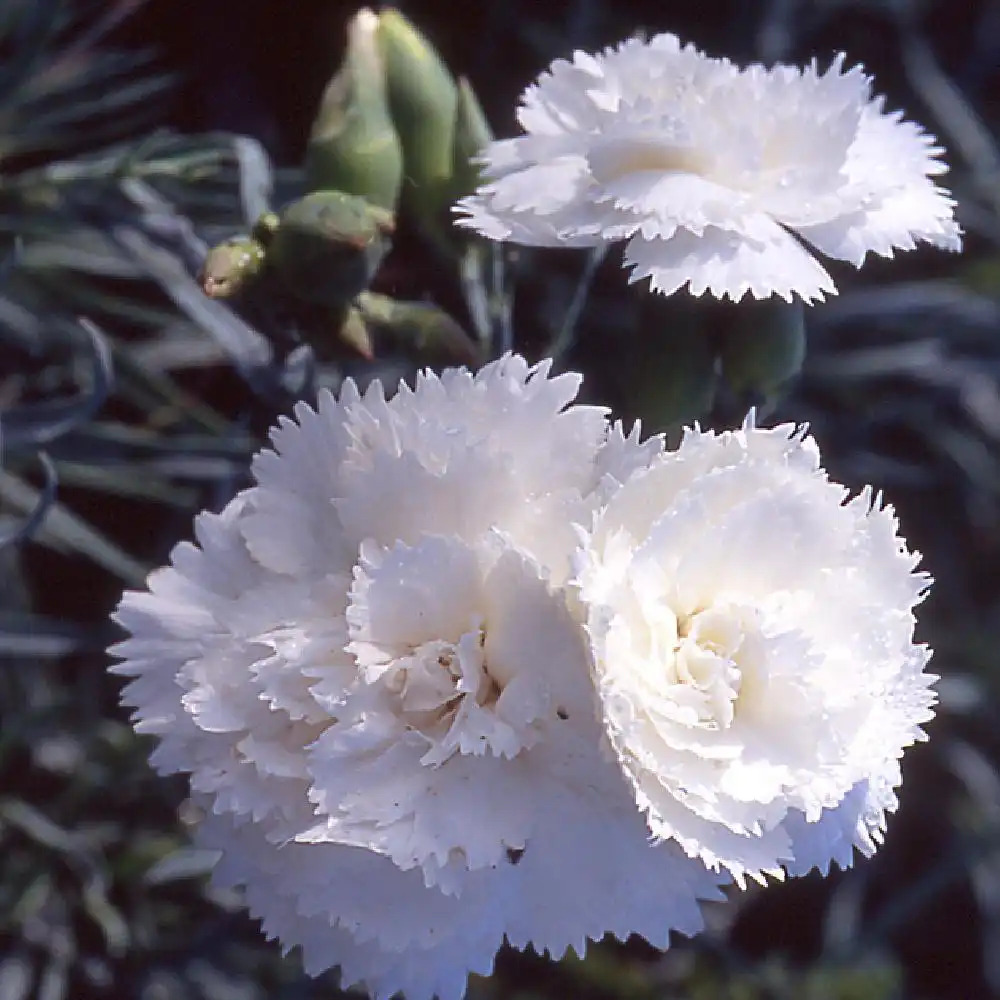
[
  {"left": 573, "top": 417, "right": 937, "bottom": 884},
  {"left": 110, "top": 355, "right": 722, "bottom": 1000},
  {"left": 456, "top": 33, "right": 961, "bottom": 302}
]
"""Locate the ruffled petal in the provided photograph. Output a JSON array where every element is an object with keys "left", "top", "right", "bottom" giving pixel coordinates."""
[{"left": 623, "top": 220, "right": 836, "bottom": 303}]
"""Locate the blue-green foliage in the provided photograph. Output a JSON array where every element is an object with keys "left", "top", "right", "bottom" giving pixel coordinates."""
[{"left": 1, "top": 2, "right": 997, "bottom": 998}]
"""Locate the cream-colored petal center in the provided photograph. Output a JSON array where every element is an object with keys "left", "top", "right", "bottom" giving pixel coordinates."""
[
  {"left": 658, "top": 605, "right": 747, "bottom": 731},
  {"left": 587, "top": 136, "right": 708, "bottom": 184}
]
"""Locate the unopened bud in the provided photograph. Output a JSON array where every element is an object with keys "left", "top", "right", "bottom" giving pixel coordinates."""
[
  {"left": 377, "top": 9, "right": 457, "bottom": 221},
  {"left": 199, "top": 238, "right": 266, "bottom": 298},
  {"left": 268, "top": 191, "right": 394, "bottom": 307},
  {"left": 305, "top": 8, "right": 403, "bottom": 211},
  {"left": 449, "top": 77, "right": 493, "bottom": 200},
  {"left": 336, "top": 306, "right": 375, "bottom": 359}
]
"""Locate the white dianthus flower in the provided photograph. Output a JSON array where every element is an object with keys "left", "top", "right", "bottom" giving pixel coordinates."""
[
  {"left": 572, "top": 417, "right": 936, "bottom": 884},
  {"left": 456, "top": 33, "right": 961, "bottom": 302},
  {"left": 109, "top": 355, "right": 722, "bottom": 1000}
]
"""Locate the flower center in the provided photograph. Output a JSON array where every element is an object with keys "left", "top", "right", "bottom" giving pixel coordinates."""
[
  {"left": 388, "top": 624, "right": 492, "bottom": 721},
  {"left": 668, "top": 606, "right": 744, "bottom": 730},
  {"left": 380, "top": 621, "right": 538, "bottom": 766},
  {"left": 587, "top": 136, "right": 707, "bottom": 184}
]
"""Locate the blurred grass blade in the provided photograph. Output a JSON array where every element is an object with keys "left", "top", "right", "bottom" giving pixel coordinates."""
[
  {"left": 0, "top": 236, "right": 22, "bottom": 281},
  {"left": 0, "top": 0, "right": 61, "bottom": 101},
  {"left": 0, "top": 464, "right": 148, "bottom": 584},
  {"left": 0, "top": 452, "right": 57, "bottom": 548},
  {"left": 900, "top": 24, "right": 1000, "bottom": 218},
  {"left": 111, "top": 348, "right": 236, "bottom": 436},
  {"left": 1, "top": 320, "right": 112, "bottom": 450},
  {"left": 52, "top": 461, "right": 199, "bottom": 506},
  {"left": 18, "top": 231, "right": 144, "bottom": 277},
  {"left": 0, "top": 953, "right": 32, "bottom": 1000},
  {"left": 0, "top": 293, "right": 44, "bottom": 353},
  {"left": 0, "top": 611, "right": 106, "bottom": 658},
  {"left": 232, "top": 136, "right": 272, "bottom": 226},
  {"left": 111, "top": 226, "right": 274, "bottom": 389},
  {"left": 546, "top": 244, "right": 607, "bottom": 364},
  {"left": 0, "top": 0, "right": 169, "bottom": 162},
  {"left": 143, "top": 848, "right": 221, "bottom": 886},
  {"left": 125, "top": 329, "right": 225, "bottom": 371}
]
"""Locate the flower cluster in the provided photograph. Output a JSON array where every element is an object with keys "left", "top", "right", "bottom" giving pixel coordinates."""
[
  {"left": 456, "top": 33, "right": 961, "bottom": 301},
  {"left": 111, "top": 356, "right": 935, "bottom": 999}
]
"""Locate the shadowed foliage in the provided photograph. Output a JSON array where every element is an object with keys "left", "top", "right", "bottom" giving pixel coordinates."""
[{"left": 1, "top": 1, "right": 999, "bottom": 998}]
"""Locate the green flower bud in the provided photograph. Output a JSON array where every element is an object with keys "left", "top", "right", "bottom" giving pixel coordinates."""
[
  {"left": 268, "top": 191, "right": 394, "bottom": 307},
  {"left": 377, "top": 9, "right": 458, "bottom": 220},
  {"left": 298, "top": 304, "right": 375, "bottom": 362},
  {"left": 199, "top": 238, "right": 266, "bottom": 298},
  {"left": 336, "top": 306, "right": 375, "bottom": 359},
  {"left": 356, "top": 291, "right": 481, "bottom": 366},
  {"left": 251, "top": 211, "right": 280, "bottom": 246},
  {"left": 305, "top": 8, "right": 403, "bottom": 211},
  {"left": 718, "top": 299, "right": 806, "bottom": 400},
  {"left": 450, "top": 77, "right": 493, "bottom": 198}
]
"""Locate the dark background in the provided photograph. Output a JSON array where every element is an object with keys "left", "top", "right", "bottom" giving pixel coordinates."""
[
  {"left": 136, "top": 1, "right": 999, "bottom": 167},
  {"left": 3, "top": 2, "right": 1000, "bottom": 999}
]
